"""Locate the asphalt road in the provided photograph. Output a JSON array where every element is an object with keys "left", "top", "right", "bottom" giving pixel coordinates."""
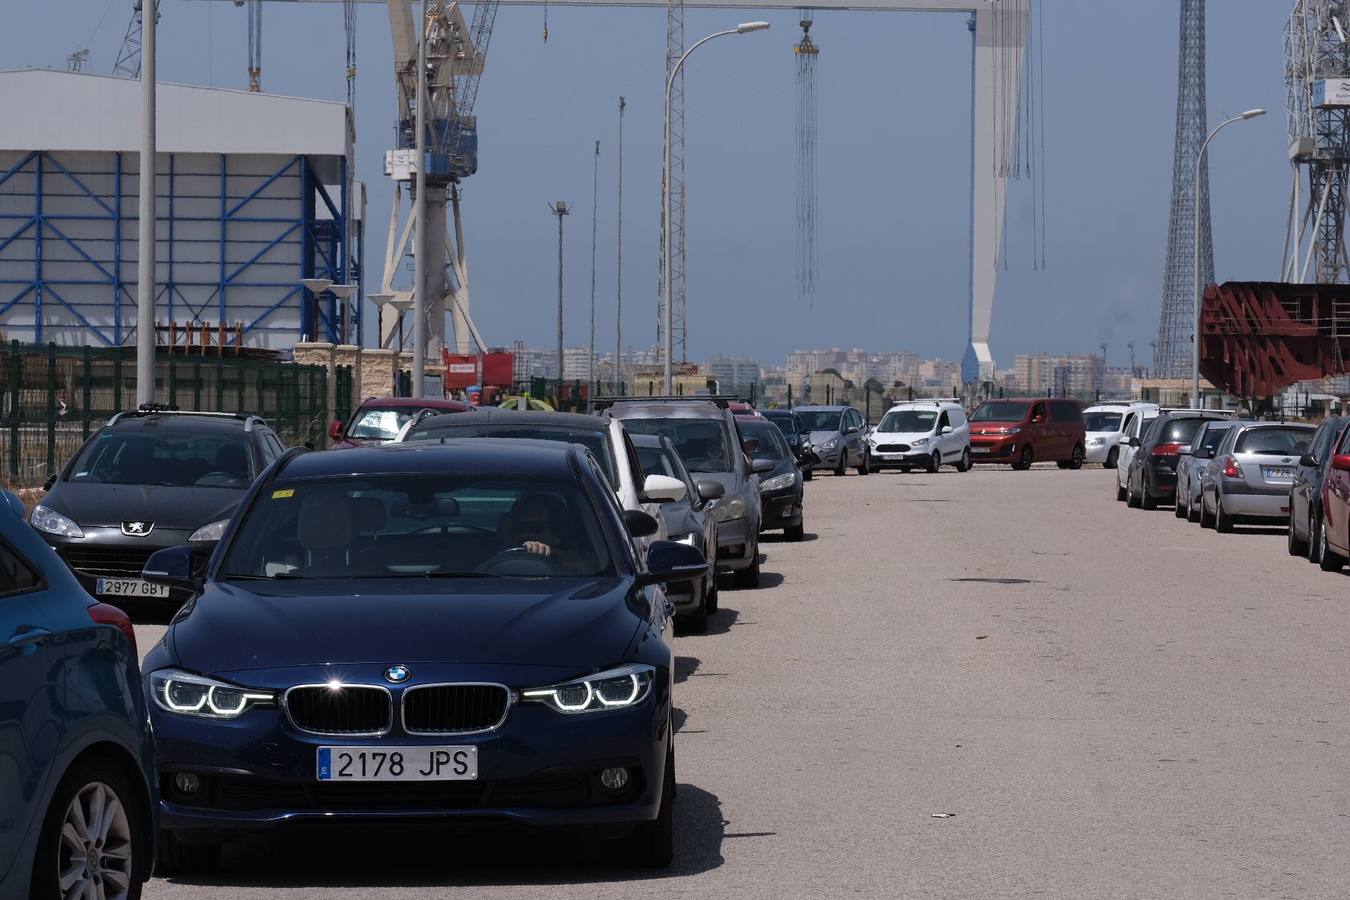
[{"left": 134, "top": 464, "right": 1350, "bottom": 898}]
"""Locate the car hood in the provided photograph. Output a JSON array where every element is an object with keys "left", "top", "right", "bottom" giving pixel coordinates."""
[
  {"left": 43, "top": 482, "right": 241, "bottom": 531},
  {"left": 1086, "top": 430, "right": 1121, "bottom": 441},
  {"left": 333, "top": 437, "right": 384, "bottom": 450},
  {"left": 969, "top": 421, "right": 1024, "bottom": 432},
  {"left": 808, "top": 430, "right": 843, "bottom": 445},
  {"left": 169, "top": 576, "right": 645, "bottom": 675},
  {"left": 870, "top": 431, "right": 933, "bottom": 444}
]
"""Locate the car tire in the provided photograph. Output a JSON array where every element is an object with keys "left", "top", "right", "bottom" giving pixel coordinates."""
[
  {"left": 1187, "top": 493, "right": 1201, "bottom": 523},
  {"left": 956, "top": 449, "right": 971, "bottom": 472},
  {"left": 1310, "top": 510, "right": 1324, "bottom": 564},
  {"left": 678, "top": 598, "right": 708, "bottom": 635},
  {"left": 1175, "top": 493, "right": 1188, "bottom": 518},
  {"left": 927, "top": 452, "right": 940, "bottom": 474},
  {"left": 1068, "top": 444, "right": 1085, "bottom": 470},
  {"left": 1320, "top": 521, "right": 1345, "bottom": 572},
  {"left": 1126, "top": 475, "right": 1141, "bottom": 508},
  {"left": 621, "top": 739, "right": 675, "bottom": 868},
  {"left": 802, "top": 467, "right": 813, "bottom": 482},
  {"left": 32, "top": 757, "right": 150, "bottom": 900},
  {"left": 1214, "top": 496, "right": 1233, "bottom": 533},
  {"left": 734, "top": 554, "right": 761, "bottom": 589},
  {"left": 857, "top": 451, "right": 871, "bottom": 476},
  {"left": 785, "top": 522, "right": 805, "bottom": 541},
  {"left": 899, "top": 466, "right": 912, "bottom": 474},
  {"left": 706, "top": 580, "right": 719, "bottom": 614},
  {"left": 1116, "top": 481, "right": 1127, "bottom": 502},
  {"left": 1012, "top": 446, "right": 1033, "bottom": 471},
  {"left": 835, "top": 451, "right": 847, "bottom": 477},
  {"left": 1104, "top": 446, "right": 1119, "bottom": 469},
  {"left": 1289, "top": 507, "right": 1309, "bottom": 556},
  {"left": 1140, "top": 471, "right": 1158, "bottom": 510},
  {"left": 156, "top": 831, "right": 222, "bottom": 877},
  {"left": 1200, "top": 491, "right": 1216, "bottom": 528}
]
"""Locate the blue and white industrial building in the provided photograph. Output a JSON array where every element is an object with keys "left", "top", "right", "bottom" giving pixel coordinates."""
[{"left": 0, "top": 69, "right": 362, "bottom": 351}]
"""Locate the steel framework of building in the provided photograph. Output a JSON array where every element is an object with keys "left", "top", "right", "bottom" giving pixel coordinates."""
[
  {"left": 1152, "top": 0, "right": 1212, "bottom": 380},
  {"left": 1283, "top": 1, "right": 1350, "bottom": 286}
]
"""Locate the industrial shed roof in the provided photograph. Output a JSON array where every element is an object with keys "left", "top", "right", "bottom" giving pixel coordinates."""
[{"left": 0, "top": 70, "right": 349, "bottom": 157}]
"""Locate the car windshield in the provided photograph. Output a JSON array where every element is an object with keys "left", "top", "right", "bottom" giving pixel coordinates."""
[
  {"left": 347, "top": 407, "right": 419, "bottom": 442},
  {"left": 1083, "top": 411, "right": 1123, "bottom": 432},
  {"left": 405, "top": 425, "right": 618, "bottom": 484},
  {"left": 879, "top": 410, "right": 938, "bottom": 433},
  {"left": 970, "top": 401, "right": 1029, "bottom": 422},
  {"left": 796, "top": 410, "right": 843, "bottom": 432},
  {"left": 69, "top": 428, "right": 254, "bottom": 488},
  {"left": 762, "top": 411, "right": 799, "bottom": 434},
  {"left": 739, "top": 422, "right": 790, "bottom": 461},
  {"left": 621, "top": 418, "right": 733, "bottom": 473},
  {"left": 219, "top": 474, "right": 613, "bottom": 580},
  {"left": 1235, "top": 427, "right": 1312, "bottom": 456}
]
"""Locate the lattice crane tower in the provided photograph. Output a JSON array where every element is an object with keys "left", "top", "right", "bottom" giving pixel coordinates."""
[
  {"left": 1283, "top": 0, "right": 1350, "bottom": 285},
  {"left": 1153, "top": 0, "right": 1211, "bottom": 380}
]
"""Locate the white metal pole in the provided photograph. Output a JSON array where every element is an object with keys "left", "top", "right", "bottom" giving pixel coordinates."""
[
  {"left": 136, "top": 0, "right": 157, "bottom": 406},
  {"left": 615, "top": 96, "right": 625, "bottom": 394},
  {"left": 1193, "top": 109, "right": 1264, "bottom": 408},
  {"left": 589, "top": 141, "right": 599, "bottom": 397},
  {"left": 661, "top": 23, "right": 767, "bottom": 394},
  {"left": 412, "top": 0, "right": 428, "bottom": 396}
]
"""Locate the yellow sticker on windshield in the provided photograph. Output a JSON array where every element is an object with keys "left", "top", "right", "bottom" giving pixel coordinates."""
[{"left": 271, "top": 488, "right": 295, "bottom": 499}]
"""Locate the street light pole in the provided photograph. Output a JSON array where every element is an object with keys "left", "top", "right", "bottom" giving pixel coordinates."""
[
  {"left": 589, "top": 141, "right": 600, "bottom": 398},
  {"left": 412, "top": 0, "right": 428, "bottom": 397},
  {"left": 135, "top": 0, "right": 157, "bottom": 405},
  {"left": 551, "top": 201, "right": 570, "bottom": 394},
  {"left": 616, "top": 97, "right": 626, "bottom": 395},
  {"left": 1192, "top": 108, "right": 1265, "bottom": 408},
  {"left": 662, "top": 21, "right": 770, "bottom": 393}
]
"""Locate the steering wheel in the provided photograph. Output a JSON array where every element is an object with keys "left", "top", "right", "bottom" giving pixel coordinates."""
[
  {"left": 476, "top": 547, "right": 568, "bottom": 576},
  {"left": 195, "top": 471, "right": 243, "bottom": 486},
  {"left": 411, "top": 524, "right": 494, "bottom": 536}
]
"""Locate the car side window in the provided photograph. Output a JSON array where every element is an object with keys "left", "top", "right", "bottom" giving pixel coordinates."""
[
  {"left": 1311, "top": 423, "right": 1335, "bottom": 463},
  {"left": 265, "top": 432, "right": 285, "bottom": 459},
  {"left": 1122, "top": 413, "right": 1135, "bottom": 435},
  {"left": 937, "top": 411, "right": 950, "bottom": 430},
  {"left": 950, "top": 408, "right": 966, "bottom": 428},
  {"left": 0, "top": 540, "right": 41, "bottom": 598},
  {"left": 1031, "top": 403, "right": 1047, "bottom": 423},
  {"left": 591, "top": 459, "right": 640, "bottom": 565},
  {"left": 622, "top": 432, "right": 645, "bottom": 492},
  {"left": 1337, "top": 426, "right": 1350, "bottom": 455}
]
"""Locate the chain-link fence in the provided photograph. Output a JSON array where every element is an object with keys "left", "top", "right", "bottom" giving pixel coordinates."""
[{"left": 1, "top": 341, "right": 332, "bottom": 487}]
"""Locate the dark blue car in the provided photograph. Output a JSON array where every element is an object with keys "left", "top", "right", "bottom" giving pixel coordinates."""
[
  {"left": 140, "top": 439, "right": 705, "bottom": 871},
  {"left": 0, "top": 490, "right": 156, "bottom": 899}
]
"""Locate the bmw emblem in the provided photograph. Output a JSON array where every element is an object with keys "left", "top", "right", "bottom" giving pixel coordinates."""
[{"left": 384, "top": 665, "right": 411, "bottom": 684}]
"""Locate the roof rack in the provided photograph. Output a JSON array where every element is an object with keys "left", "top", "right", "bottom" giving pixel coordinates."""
[
  {"left": 592, "top": 395, "right": 733, "bottom": 411},
  {"left": 108, "top": 404, "right": 269, "bottom": 431}
]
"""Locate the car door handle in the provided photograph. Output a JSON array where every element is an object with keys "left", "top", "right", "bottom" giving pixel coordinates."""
[{"left": 7, "top": 627, "right": 52, "bottom": 650}]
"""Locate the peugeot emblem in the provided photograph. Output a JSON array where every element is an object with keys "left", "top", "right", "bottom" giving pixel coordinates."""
[
  {"left": 384, "top": 665, "right": 411, "bottom": 684},
  {"left": 121, "top": 521, "right": 154, "bottom": 537}
]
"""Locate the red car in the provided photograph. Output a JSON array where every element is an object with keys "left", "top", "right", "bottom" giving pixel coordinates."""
[
  {"left": 727, "top": 401, "right": 762, "bottom": 418},
  {"left": 968, "top": 398, "right": 1086, "bottom": 470},
  {"left": 1316, "top": 423, "right": 1350, "bottom": 570},
  {"left": 328, "top": 396, "right": 471, "bottom": 449}
]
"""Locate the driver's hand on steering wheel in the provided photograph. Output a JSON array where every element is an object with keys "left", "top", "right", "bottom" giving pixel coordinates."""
[{"left": 521, "top": 540, "right": 554, "bottom": 557}]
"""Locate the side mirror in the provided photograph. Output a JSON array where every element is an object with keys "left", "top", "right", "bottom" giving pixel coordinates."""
[
  {"left": 638, "top": 540, "right": 707, "bottom": 587},
  {"left": 842, "top": 425, "right": 857, "bottom": 435},
  {"left": 143, "top": 544, "right": 211, "bottom": 594},
  {"left": 1300, "top": 453, "right": 1317, "bottom": 468},
  {"left": 940, "top": 426, "right": 953, "bottom": 435},
  {"left": 622, "top": 509, "right": 660, "bottom": 538},
  {"left": 1031, "top": 416, "right": 1046, "bottom": 425},
  {"left": 42, "top": 473, "right": 56, "bottom": 491},
  {"left": 641, "top": 473, "right": 688, "bottom": 503},
  {"left": 695, "top": 479, "right": 725, "bottom": 501},
  {"left": 752, "top": 458, "right": 776, "bottom": 475},
  {"left": 1177, "top": 446, "right": 1192, "bottom": 456},
  {"left": 328, "top": 420, "right": 344, "bottom": 441},
  {"left": 1333, "top": 454, "right": 1350, "bottom": 472},
  {"left": 1125, "top": 437, "right": 1139, "bottom": 448}
]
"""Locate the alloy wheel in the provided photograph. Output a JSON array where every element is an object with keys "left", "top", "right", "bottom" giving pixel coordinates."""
[{"left": 58, "top": 782, "right": 134, "bottom": 900}]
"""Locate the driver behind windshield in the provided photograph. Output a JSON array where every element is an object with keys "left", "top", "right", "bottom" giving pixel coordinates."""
[{"left": 497, "top": 493, "right": 590, "bottom": 574}]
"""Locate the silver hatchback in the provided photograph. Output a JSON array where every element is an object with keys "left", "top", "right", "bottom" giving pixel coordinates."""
[{"left": 1201, "top": 422, "right": 1315, "bottom": 532}]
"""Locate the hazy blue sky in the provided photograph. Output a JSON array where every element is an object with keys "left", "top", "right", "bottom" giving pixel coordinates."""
[{"left": 3, "top": 0, "right": 1292, "bottom": 370}]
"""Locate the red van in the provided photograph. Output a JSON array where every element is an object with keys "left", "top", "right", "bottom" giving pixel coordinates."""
[{"left": 968, "top": 398, "right": 1086, "bottom": 470}]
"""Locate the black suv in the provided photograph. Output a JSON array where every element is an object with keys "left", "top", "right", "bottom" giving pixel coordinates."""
[{"left": 31, "top": 407, "right": 286, "bottom": 604}]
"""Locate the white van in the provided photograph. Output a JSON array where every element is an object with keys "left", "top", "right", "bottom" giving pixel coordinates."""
[
  {"left": 1083, "top": 401, "right": 1159, "bottom": 468},
  {"left": 868, "top": 400, "right": 971, "bottom": 473}
]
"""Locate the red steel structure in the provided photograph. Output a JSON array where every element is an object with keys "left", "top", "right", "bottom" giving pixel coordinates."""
[{"left": 1199, "top": 281, "right": 1350, "bottom": 398}]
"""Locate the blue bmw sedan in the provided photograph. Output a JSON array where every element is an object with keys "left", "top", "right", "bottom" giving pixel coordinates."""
[{"left": 139, "top": 439, "right": 704, "bottom": 872}]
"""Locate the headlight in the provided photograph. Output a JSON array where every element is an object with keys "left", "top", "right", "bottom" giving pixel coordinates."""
[
  {"left": 760, "top": 472, "right": 797, "bottom": 492},
  {"left": 711, "top": 497, "right": 748, "bottom": 522},
  {"left": 671, "top": 532, "right": 699, "bottom": 547},
  {"left": 189, "top": 518, "right": 230, "bottom": 542},
  {"left": 912, "top": 437, "right": 930, "bottom": 447},
  {"left": 1087, "top": 437, "right": 1105, "bottom": 446},
  {"left": 521, "top": 664, "right": 654, "bottom": 715},
  {"left": 31, "top": 504, "right": 83, "bottom": 538},
  {"left": 1004, "top": 427, "right": 1022, "bottom": 435},
  {"left": 150, "top": 669, "right": 275, "bottom": 719},
  {"left": 819, "top": 438, "right": 839, "bottom": 450}
]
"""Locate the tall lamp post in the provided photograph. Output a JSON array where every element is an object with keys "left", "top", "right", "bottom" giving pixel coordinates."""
[
  {"left": 1193, "top": 108, "right": 1265, "bottom": 407},
  {"left": 550, "top": 201, "right": 570, "bottom": 396},
  {"left": 662, "top": 21, "right": 770, "bottom": 393},
  {"left": 136, "top": 0, "right": 158, "bottom": 405}
]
